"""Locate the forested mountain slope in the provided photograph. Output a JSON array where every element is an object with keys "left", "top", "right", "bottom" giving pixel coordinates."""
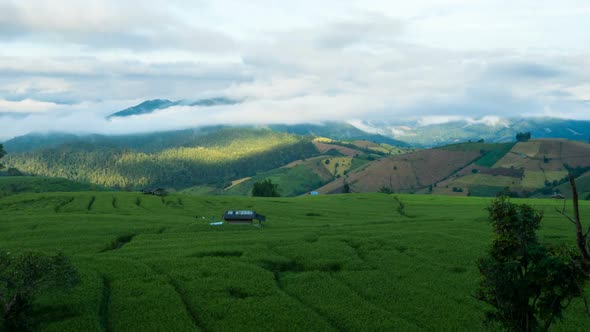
[{"left": 5, "top": 128, "right": 319, "bottom": 189}]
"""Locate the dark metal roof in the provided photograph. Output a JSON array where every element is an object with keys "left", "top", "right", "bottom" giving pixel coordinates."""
[
  {"left": 223, "top": 210, "right": 266, "bottom": 221},
  {"left": 224, "top": 210, "right": 256, "bottom": 220}
]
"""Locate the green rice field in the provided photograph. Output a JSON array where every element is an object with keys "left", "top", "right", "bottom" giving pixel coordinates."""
[{"left": 1, "top": 192, "right": 590, "bottom": 331}]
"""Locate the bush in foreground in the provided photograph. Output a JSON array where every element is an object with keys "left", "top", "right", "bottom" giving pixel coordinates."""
[
  {"left": 476, "top": 197, "right": 586, "bottom": 332},
  {"left": 0, "top": 251, "right": 80, "bottom": 331}
]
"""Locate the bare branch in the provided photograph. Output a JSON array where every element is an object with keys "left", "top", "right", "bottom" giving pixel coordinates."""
[
  {"left": 556, "top": 207, "right": 576, "bottom": 225},
  {"left": 584, "top": 297, "right": 590, "bottom": 318}
]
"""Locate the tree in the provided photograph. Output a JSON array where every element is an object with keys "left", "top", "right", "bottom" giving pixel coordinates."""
[
  {"left": 0, "top": 144, "right": 6, "bottom": 170},
  {"left": 379, "top": 186, "right": 393, "bottom": 194},
  {"left": 556, "top": 174, "right": 590, "bottom": 276},
  {"left": 6, "top": 168, "right": 23, "bottom": 176},
  {"left": 342, "top": 182, "right": 350, "bottom": 193},
  {"left": 0, "top": 251, "right": 80, "bottom": 331},
  {"left": 476, "top": 197, "right": 585, "bottom": 332},
  {"left": 516, "top": 132, "right": 532, "bottom": 142},
  {"left": 252, "top": 179, "right": 280, "bottom": 197}
]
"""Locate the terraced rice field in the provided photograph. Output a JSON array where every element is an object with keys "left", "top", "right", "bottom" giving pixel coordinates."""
[{"left": 1, "top": 192, "right": 590, "bottom": 331}]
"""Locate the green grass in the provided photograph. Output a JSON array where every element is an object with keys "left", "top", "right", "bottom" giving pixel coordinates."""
[
  {"left": 557, "top": 174, "right": 590, "bottom": 199},
  {"left": 1, "top": 192, "right": 590, "bottom": 331},
  {"left": 0, "top": 176, "right": 103, "bottom": 197},
  {"left": 522, "top": 170, "right": 568, "bottom": 188},
  {"left": 475, "top": 143, "right": 515, "bottom": 167},
  {"left": 437, "top": 142, "right": 515, "bottom": 167},
  {"left": 349, "top": 157, "right": 370, "bottom": 171},
  {"left": 467, "top": 185, "right": 506, "bottom": 197},
  {"left": 224, "top": 165, "right": 327, "bottom": 197},
  {"left": 454, "top": 173, "right": 520, "bottom": 187},
  {"left": 182, "top": 185, "right": 220, "bottom": 196}
]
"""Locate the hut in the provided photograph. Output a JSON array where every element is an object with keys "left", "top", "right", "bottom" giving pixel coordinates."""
[
  {"left": 551, "top": 192, "right": 565, "bottom": 199},
  {"left": 223, "top": 210, "right": 266, "bottom": 225},
  {"left": 141, "top": 188, "right": 168, "bottom": 196}
]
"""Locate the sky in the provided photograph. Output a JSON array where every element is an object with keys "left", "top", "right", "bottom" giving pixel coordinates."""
[{"left": 1, "top": 0, "right": 589, "bottom": 139}]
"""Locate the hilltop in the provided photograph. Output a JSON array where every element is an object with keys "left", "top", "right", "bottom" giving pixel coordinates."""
[{"left": 107, "top": 97, "right": 239, "bottom": 118}]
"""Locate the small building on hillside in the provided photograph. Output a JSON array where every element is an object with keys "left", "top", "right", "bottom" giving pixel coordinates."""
[
  {"left": 223, "top": 210, "right": 266, "bottom": 224},
  {"left": 309, "top": 191, "right": 319, "bottom": 196},
  {"left": 551, "top": 192, "right": 565, "bottom": 199},
  {"left": 141, "top": 188, "right": 168, "bottom": 196}
]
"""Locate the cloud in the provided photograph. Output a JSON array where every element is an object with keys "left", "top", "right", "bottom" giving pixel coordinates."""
[
  {"left": 314, "top": 13, "right": 404, "bottom": 49},
  {"left": 0, "top": 1, "right": 588, "bottom": 140},
  {"left": 0, "top": 0, "right": 237, "bottom": 53},
  {"left": 0, "top": 99, "right": 61, "bottom": 113},
  {"left": 486, "top": 62, "right": 563, "bottom": 80}
]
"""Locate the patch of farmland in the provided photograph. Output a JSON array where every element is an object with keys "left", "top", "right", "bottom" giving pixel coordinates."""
[
  {"left": 521, "top": 170, "right": 568, "bottom": 189},
  {"left": 312, "top": 141, "right": 361, "bottom": 157},
  {"left": 453, "top": 174, "right": 521, "bottom": 188},
  {"left": 281, "top": 156, "right": 325, "bottom": 168},
  {"left": 351, "top": 140, "right": 415, "bottom": 155},
  {"left": 316, "top": 149, "right": 480, "bottom": 193},
  {"left": 475, "top": 143, "right": 516, "bottom": 167},
  {"left": 223, "top": 177, "right": 252, "bottom": 191},
  {"left": 493, "top": 139, "right": 590, "bottom": 171},
  {"left": 224, "top": 164, "right": 329, "bottom": 197},
  {"left": 2, "top": 193, "right": 590, "bottom": 330},
  {"left": 321, "top": 157, "right": 353, "bottom": 177}
]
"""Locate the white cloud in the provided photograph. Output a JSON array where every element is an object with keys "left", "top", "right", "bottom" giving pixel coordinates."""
[
  {"left": 417, "top": 115, "right": 468, "bottom": 126},
  {"left": 0, "top": 0, "right": 588, "bottom": 140},
  {"left": 0, "top": 99, "right": 61, "bottom": 113}
]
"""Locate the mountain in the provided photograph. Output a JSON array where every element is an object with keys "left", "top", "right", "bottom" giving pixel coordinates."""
[
  {"left": 108, "top": 99, "right": 176, "bottom": 118},
  {"left": 4, "top": 128, "right": 319, "bottom": 190},
  {"left": 269, "top": 123, "right": 410, "bottom": 147},
  {"left": 353, "top": 118, "right": 590, "bottom": 147},
  {"left": 107, "top": 97, "right": 238, "bottom": 118}
]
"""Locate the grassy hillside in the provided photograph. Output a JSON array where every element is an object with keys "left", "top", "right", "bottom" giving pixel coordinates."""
[
  {"left": 223, "top": 164, "right": 328, "bottom": 197},
  {"left": 438, "top": 142, "right": 515, "bottom": 167},
  {"left": 317, "top": 149, "right": 481, "bottom": 194},
  {"left": 5, "top": 129, "right": 319, "bottom": 190},
  {"left": 0, "top": 176, "right": 104, "bottom": 197},
  {"left": 1, "top": 192, "right": 589, "bottom": 331},
  {"left": 433, "top": 139, "right": 590, "bottom": 197}
]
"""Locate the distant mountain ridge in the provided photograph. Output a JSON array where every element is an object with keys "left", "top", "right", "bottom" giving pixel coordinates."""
[
  {"left": 107, "top": 97, "right": 238, "bottom": 118},
  {"left": 269, "top": 123, "right": 410, "bottom": 147},
  {"left": 106, "top": 98, "right": 589, "bottom": 147},
  {"left": 352, "top": 118, "right": 590, "bottom": 147}
]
